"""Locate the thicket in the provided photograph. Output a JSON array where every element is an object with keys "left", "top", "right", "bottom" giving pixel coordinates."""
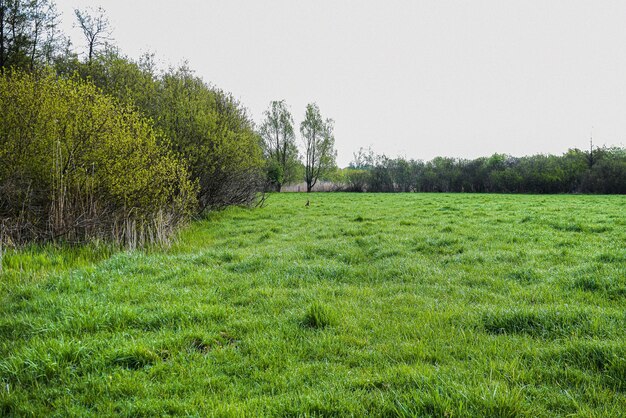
[
  {"left": 343, "top": 147, "right": 626, "bottom": 194},
  {"left": 56, "top": 52, "right": 264, "bottom": 210},
  {"left": 1, "top": 1, "right": 265, "bottom": 249},
  {"left": 0, "top": 70, "right": 196, "bottom": 246}
]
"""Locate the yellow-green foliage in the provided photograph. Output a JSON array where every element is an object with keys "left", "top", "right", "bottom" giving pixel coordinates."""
[
  {"left": 156, "top": 68, "right": 263, "bottom": 209},
  {"left": 0, "top": 70, "right": 196, "bottom": 246},
  {"left": 56, "top": 56, "right": 265, "bottom": 210}
]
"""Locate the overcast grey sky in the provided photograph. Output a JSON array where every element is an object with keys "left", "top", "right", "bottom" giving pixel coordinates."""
[{"left": 58, "top": 0, "right": 626, "bottom": 166}]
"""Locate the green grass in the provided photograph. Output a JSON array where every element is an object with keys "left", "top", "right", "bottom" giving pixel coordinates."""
[{"left": 1, "top": 193, "right": 625, "bottom": 417}]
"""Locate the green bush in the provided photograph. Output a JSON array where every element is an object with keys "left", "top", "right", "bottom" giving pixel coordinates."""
[
  {"left": 56, "top": 54, "right": 265, "bottom": 210},
  {"left": 0, "top": 70, "right": 196, "bottom": 246}
]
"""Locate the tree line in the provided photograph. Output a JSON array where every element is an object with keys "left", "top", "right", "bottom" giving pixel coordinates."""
[
  {"left": 255, "top": 98, "right": 624, "bottom": 197},
  {"left": 340, "top": 146, "right": 626, "bottom": 194}
]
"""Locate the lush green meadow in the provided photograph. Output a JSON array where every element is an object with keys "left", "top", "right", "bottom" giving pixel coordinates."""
[{"left": 1, "top": 193, "right": 625, "bottom": 417}]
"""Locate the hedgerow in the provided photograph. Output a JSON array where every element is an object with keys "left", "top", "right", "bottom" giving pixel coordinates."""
[{"left": 0, "top": 70, "right": 196, "bottom": 247}]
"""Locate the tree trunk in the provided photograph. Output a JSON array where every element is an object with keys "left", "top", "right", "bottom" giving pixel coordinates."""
[
  {"left": 0, "top": 2, "right": 5, "bottom": 71},
  {"left": 30, "top": 20, "right": 40, "bottom": 71}
]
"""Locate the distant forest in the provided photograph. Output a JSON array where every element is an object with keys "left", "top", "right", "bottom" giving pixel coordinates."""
[
  {"left": 0, "top": 1, "right": 624, "bottom": 248},
  {"left": 338, "top": 146, "right": 626, "bottom": 194}
]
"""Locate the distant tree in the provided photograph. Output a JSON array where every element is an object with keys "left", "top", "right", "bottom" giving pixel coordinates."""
[
  {"left": 587, "top": 138, "right": 595, "bottom": 169},
  {"left": 559, "top": 149, "right": 587, "bottom": 192},
  {"left": 0, "top": 0, "right": 61, "bottom": 72},
  {"left": 350, "top": 146, "right": 375, "bottom": 169},
  {"left": 259, "top": 100, "right": 299, "bottom": 191},
  {"left": 343, "top": 146, "right": 375, "bottom": 192},
  {"left": 27, "top": 0, "right": 60, "bottom": 69},
  {"left": 300, "top": 103, "right": 336, "bottom": 192},
  {"left": 74, "top": 6, "right": 112, "bottom": 64},
  {"left": 1, "top": 0, "right": 32, "bottom": 70},
  {"left": 582, "top": 146, "right": 626, "bottom": 193}
]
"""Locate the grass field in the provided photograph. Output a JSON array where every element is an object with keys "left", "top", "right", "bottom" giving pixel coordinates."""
[{"left": 1, "top": 193, "right": 625, "bottom": 417}]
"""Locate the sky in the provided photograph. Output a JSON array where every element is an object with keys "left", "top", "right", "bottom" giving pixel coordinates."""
[{"left": 57, "top": 0, "right": 626, "bottom": 167}]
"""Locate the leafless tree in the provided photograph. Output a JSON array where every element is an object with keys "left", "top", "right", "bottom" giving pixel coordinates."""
[{"left": 74, "top": 6, "right": 112, "bottom": 64}]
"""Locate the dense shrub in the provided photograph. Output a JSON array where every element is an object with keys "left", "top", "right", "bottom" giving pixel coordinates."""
[
  {"left": 56, "top": 53, "right": 265, "bottom": 210},
  {"left": 0, "top": 70, "right": 196, "bottom": 246},
  {"left": 157, "top": 67, "right": 263, "bottom": 209}
]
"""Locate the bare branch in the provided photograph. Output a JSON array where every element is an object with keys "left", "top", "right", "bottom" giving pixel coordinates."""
[{"left": 74, "top": 6, "right": 113, "bottom": 64}]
